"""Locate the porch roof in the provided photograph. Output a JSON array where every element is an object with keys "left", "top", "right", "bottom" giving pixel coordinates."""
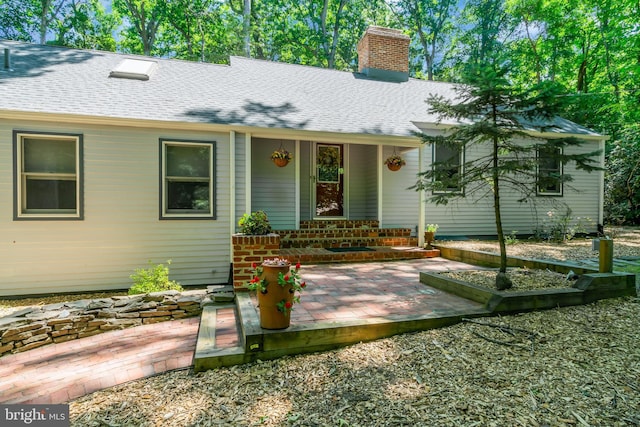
[{"left": 0, "top": 40, "right": 601, "bottom": 139}]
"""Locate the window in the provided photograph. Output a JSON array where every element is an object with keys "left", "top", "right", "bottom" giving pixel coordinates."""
[
  {"left": 14, "top": 131, "right": 83, "bottom": 219},
  {"left": 537, "top": 145, "right": 563, "bottom": 196},
  {"left": 160, "top": 139, "right": 215, "bottom": 219},
  {"left": 432, "top": 141, "right": 463, "bottom": 193}
]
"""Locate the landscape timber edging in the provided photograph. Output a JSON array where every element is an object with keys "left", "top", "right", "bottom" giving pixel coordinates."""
[
  {"left": 420, "top": 270, "right": 636, "bottom": 314},
  {"left": 435, "top": 245, "right": 599, "bottom": 275}
]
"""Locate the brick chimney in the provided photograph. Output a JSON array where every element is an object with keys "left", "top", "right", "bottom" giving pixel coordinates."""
[{"left": 357, "top": 26, "right": 410, "bottom": 82}]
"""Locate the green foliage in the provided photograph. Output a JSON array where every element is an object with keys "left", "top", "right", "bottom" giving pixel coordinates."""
[
  {"left": 52, "top": 0, "right": 118, "bottom": 51},
  {"left": 113, "top": 0, "right": 166, "bottom": 55},
  {"left": 129, "top": 260, "right": 183, "bottom": 295},
  {"left": 238, "top": 211, "right": 272, "bottom": 235},
  {"left": 604, "top": 125, "right": 640, "bottom": 225},
  {"left": 505, "top": 231, "right": 518, "bottom": 245},
  {"left": 412, "top": 64, "right": 602, "bottom": 275},
  {"left": 426, "top": 224, "right": 439, "bottom": 232},
  {"left": 393, "top": 0, "right": 456, "bottom": 80},
  {"left": 537, "top": 208, "right": 593, "bottom": 242}
]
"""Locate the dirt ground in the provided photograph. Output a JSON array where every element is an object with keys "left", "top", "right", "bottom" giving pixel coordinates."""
[{"left": 64, "top": 230, "right": 640, "bottom": 427}]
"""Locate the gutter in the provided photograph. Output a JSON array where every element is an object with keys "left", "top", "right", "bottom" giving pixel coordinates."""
[{"left": 0, "top": 110, "right": 422, "bottom": 147}]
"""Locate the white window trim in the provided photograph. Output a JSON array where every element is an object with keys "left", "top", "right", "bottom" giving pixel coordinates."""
[
  {"left": 432, "top": 142, "right": 464, "bottom": 195},
  {"left": 160, "top": 139, "right": 215, "bottom": 219},
  {"left": 14, "top": 131, "right": 83, "bottom": 220},
  {"left": 537, "top": 146, "right": 564, "bottom": 196}
]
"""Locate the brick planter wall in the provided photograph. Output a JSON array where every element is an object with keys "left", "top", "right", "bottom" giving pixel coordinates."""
[
  {"left": 232, "top": 233, "right": 281, "bottom": 291},
  {"left": 0, "top": 290, "right": 205, "bottom": 358}
]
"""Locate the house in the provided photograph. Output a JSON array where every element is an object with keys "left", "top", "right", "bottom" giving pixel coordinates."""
[{"left": 0, "top": 27, "right": 605, "bottom": 296}]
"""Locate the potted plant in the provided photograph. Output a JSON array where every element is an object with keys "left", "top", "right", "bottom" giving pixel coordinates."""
[
  {"left": 247, "top": 258, "right": 307, "bottom": 329},
  {"left": 425, "top": 223, "right": 439, "bottom": 249},
  {"left": 384, "top": 153, "right": 406, "bottom": 171},
  {"left": 238, "top": 210, "right": 272, "bottom": 235},
  {"left": 271, "top": 147, "right": 293, "bottom": 167}
]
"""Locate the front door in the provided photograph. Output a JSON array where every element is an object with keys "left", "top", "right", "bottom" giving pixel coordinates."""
[{"left": 314, "top": 143, "right": 344, "bottom": 217}]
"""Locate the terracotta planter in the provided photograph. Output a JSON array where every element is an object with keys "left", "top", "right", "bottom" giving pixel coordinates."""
[
  {"left": 256, "top": 264, "right": 294, "bottom": 329},
  {"left": 273, "top": 158, "right": 290, "bottom": 167},
  {"left": 424, "top": 231, "right": 435, "bottom": 248},
  {"left": 387, "top": 163, "right": 402, "bottom": 171}
]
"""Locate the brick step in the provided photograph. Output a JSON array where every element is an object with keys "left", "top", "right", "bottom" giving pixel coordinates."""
[
  {"left": 277, "top": 228, "right": 413, "bottom": 244},
  {"left": 280, "top": 246, "right": 440, "bottom": 264},
  {"left": 279, "top": 236, "right": 418, "bottom": 249},
  {"left": 298, "top": 220, "right": 380, "bottom": 230}
]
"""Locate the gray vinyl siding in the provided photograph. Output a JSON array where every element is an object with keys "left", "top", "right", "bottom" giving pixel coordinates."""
[
  {"left": 381, "top": 146, "right": 420, "bottom": 230},
  {"left": 420, "top": 138, "right": 602, "bottom": 237},
  {"left": 251, "top": 137, "right": 296, "bottom": 229},
  {"left": 0, "top": 118, "right": 232, "bottom": 296},
  {"left": 348, "top": 144, "right": 377, "bottom": 219}
]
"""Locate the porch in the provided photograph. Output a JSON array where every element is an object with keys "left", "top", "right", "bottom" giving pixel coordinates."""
[{"left": 277, "top": 219, "right": 440, "bottom": 264}]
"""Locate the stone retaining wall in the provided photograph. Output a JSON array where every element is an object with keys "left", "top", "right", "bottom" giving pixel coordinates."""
[{"left": 0, "top": 290, "right": 207, "bottom": 358}]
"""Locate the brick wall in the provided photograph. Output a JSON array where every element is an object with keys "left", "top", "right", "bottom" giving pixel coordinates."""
[
  {"left": 357, "top": 26, "right": 410, "bottom": 74},
  {"left": 232, "top": 234, "right": 281, "bottom": 291}
]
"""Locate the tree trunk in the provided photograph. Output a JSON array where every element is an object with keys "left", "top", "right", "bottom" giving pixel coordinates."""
[
  {"left": 491, "top": 106, "right": 512, "bottom": 290},
  {"left": 243, "top": 0, "right": 251, "bottom": 57}
]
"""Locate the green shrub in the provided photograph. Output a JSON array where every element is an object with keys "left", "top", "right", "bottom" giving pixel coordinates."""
[
  {"left": 505, "top": 230, "right": 518, "bottom": 245},
  {"left": 129, "top": 260, "right": 183, "bottom": 295},
  {"left": 238, "top": 210, "right": 272, "bottom": 235}
]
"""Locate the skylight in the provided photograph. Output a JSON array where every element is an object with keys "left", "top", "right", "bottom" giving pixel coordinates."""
[{"left": 109, "top": 59, "right": 157, "bottom": 81}]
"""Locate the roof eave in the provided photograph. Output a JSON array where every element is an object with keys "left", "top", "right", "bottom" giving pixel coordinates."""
[
  {"left": 0, "top": 110, "right": 422, "bottom": 146},
  {"left": 412, "top": 121, "right": 609, "bottom": 142}
]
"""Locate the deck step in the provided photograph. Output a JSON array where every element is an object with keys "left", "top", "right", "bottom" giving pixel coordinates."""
[{"left": 193, "top": 304, "right": 246, "bottom": 372}]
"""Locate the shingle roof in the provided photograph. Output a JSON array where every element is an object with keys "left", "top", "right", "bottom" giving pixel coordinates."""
[{"left": 0, "top": 40, "right": 601, "bottom": 138}]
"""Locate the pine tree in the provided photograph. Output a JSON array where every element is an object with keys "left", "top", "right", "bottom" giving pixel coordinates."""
[{"left": 413, "top": 65, "right": 602, "bottom": 289}]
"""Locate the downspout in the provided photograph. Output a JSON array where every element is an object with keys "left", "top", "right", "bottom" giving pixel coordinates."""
[
  {"left": 377, "top": 145, "right": 383, "bottom": 226},
  {"left": 418, "top": 145, "right": 425, "bottom": 247}
]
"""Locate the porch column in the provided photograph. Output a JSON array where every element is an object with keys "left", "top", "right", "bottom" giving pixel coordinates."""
[
  {"left": 295, "top": 139, "right": 300, "bottom": 228},
  {"left": 377, "top": 144, "right": 383, "bottom": 225},
  {"left": 418, "top": 144, "right": 425, "bottom": 247},
  {"left": 229, "top": 131, "right": 237, "bottom": 256},
  {"left": 245, "top": 132, "right": 252, "bottom": 213}
]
